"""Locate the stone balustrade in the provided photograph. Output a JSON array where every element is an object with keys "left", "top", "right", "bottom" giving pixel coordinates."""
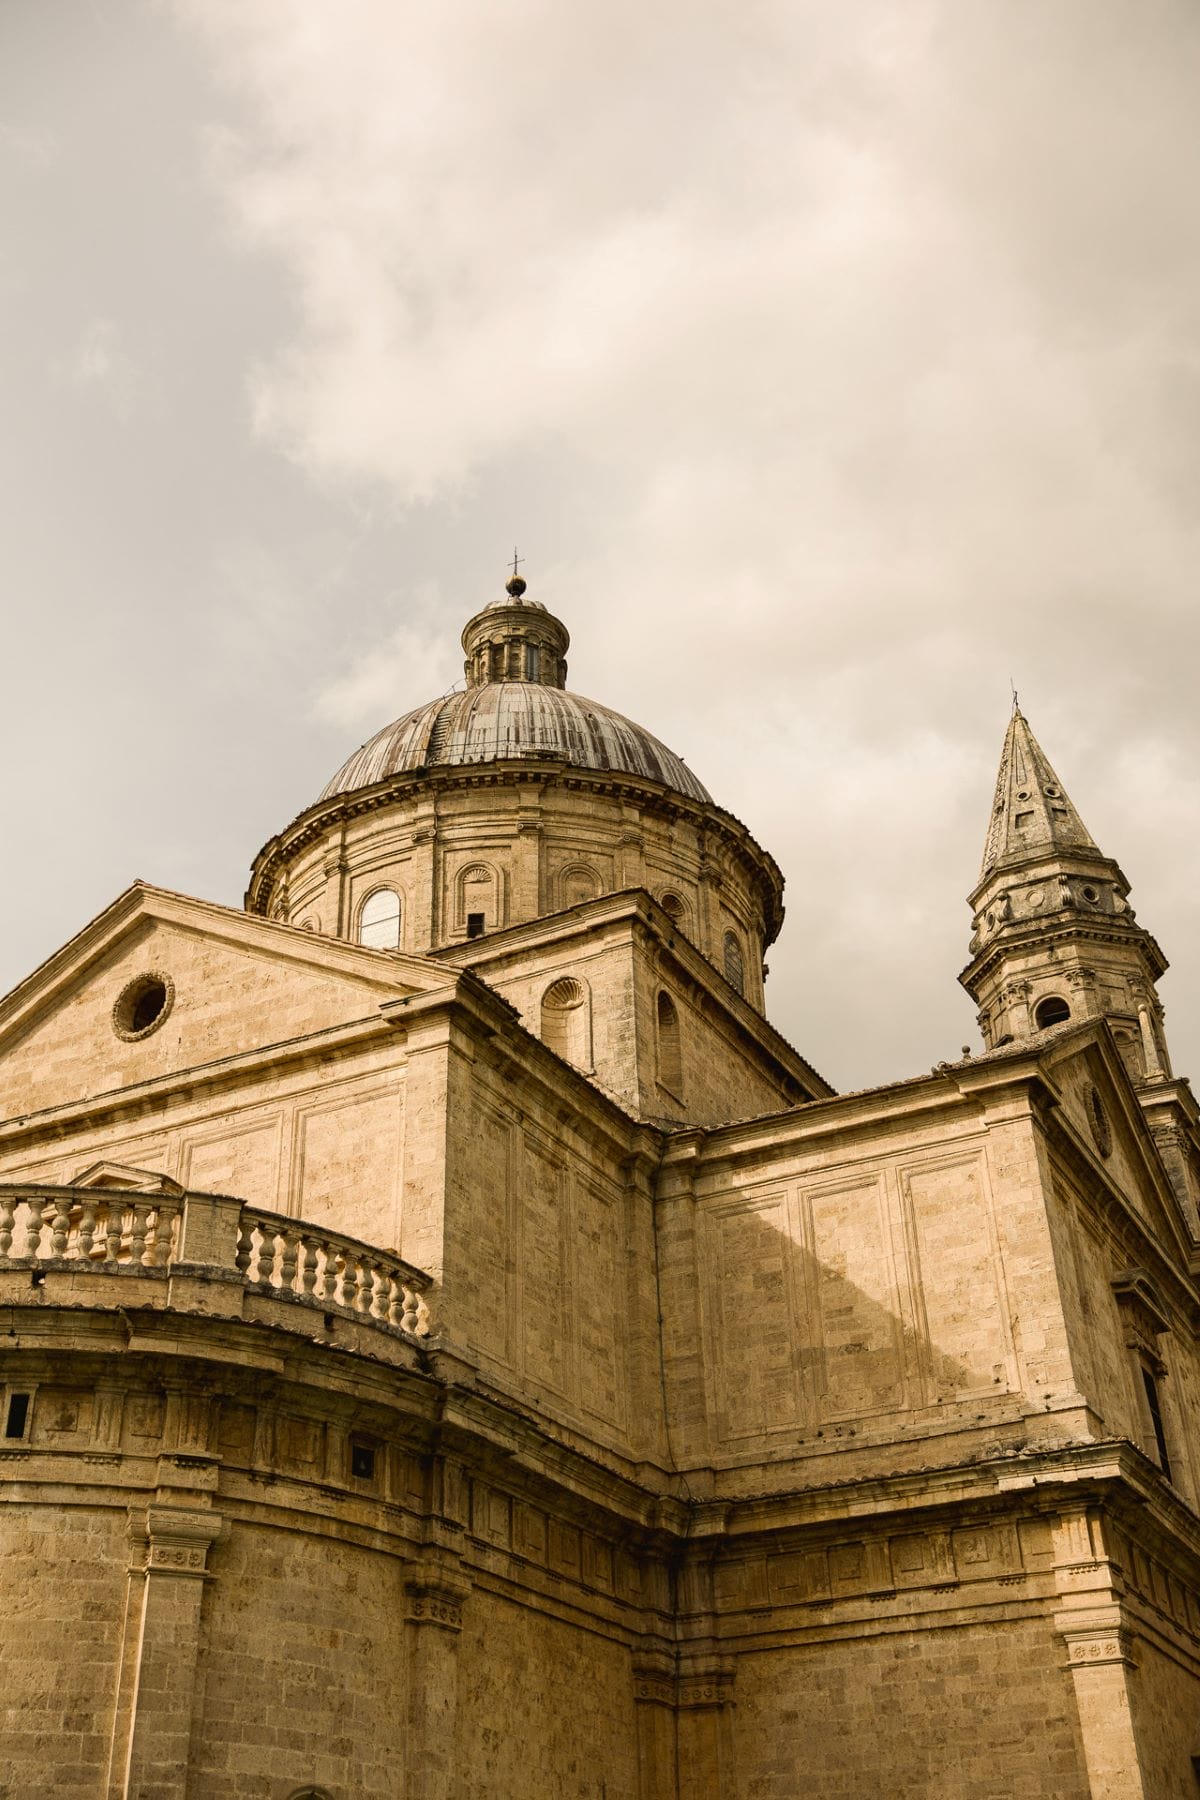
[
  {"left": 0, "top": 1184, "right": 180, "bottom": 1268},
  {"left": 0, "top": 1182, "right": 432, "bottom": 1340},
  {"left": 236, "top": 1206, "right": 431, "bottom": 1337}
]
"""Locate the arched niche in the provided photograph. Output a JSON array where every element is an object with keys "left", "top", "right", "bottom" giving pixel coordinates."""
[
  {"left": 656, "top": 989, "right": 683, "bottom": 1096},
  {"left": 659, "top": 891, "right": 690, "bottom": 935},
  {"left": 541, "top": 976, "right": 592, "bottom": 1070},
  {"left": 558, "top": 863, "right": 601, "bottom": 910}
]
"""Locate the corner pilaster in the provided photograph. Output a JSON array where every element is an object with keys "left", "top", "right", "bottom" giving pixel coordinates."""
[
  {"left": 108, "top": 1504, "right": 224, "bottom": 1800},
  {"left": 403, "top": 1556, "right": 472, "bottom": 1800},
  {"left": 1052, "top": 1507, "right": 1146, "bottom": 1800}
]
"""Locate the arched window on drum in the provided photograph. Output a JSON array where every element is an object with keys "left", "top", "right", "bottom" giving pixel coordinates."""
[
  {"left": 456, "top": 863, "right": 499, "bottom": 938},
  {"left": 540, "top": 977, "right": 592, "bottom": 1070},
  {"left": 723, "top": 930, "right": 745, "bottom": 997},
  {"left": 359, "top": 887, "right": 402, "bottom": 951}
]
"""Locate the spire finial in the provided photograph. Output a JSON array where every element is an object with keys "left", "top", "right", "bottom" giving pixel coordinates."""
[
  {"left": 506, "top": 547, "right": 527, "bottom": 598},
  {"left": 1010, "top": 677, "right": 1019, "bottom": 714}
]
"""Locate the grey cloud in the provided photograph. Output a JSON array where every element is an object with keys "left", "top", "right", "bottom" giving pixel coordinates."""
[{"left": 2, "top": 0, "right": 1198, "bottom": 1093}]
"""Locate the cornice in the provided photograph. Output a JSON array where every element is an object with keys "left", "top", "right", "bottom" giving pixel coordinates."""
[
  {"left": 244, "top": 760, "right": 786, "bottom": 941},
  {"left": 960, "top": 915, "right": 1170, "bottom": 995}
]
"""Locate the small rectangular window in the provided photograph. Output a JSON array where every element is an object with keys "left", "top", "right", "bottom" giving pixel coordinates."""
[
  {"left": 466, "top": 913, "right": 485, "bottom": 939},
  {"left": 5, "top": 1393, "right": 31, "bottom": 1439},
  {"left": 1142, "top": 1367, "right": 1172, "bottom": 1481},
  {"left": 350, "top": 1442, "right": 376, "bottom": 1480}
]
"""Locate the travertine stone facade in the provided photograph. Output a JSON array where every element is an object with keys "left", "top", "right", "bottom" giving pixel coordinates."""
[{"left": 3, "top": 583, "right": 1200, "bottom": 1798}]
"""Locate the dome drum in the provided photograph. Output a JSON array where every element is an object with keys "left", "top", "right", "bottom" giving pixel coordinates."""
[
  {"left": 247, "top": 577, "right": 783, "bottom": 1008},
  {"left": 249, "top": 757, "right": 780, "bottom": 1008}
]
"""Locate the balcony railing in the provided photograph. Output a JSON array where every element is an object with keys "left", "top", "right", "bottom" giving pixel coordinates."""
[{"left": 0, "top": 1183, "right": 432, "bottom": 1340}]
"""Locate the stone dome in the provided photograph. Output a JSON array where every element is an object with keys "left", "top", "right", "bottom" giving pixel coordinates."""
[
  {"left": 319, "top": 583, "right": 711, "bottom": 805},
  {"left": 320, "top": 683, "right": 712, "bottom": 805},
  {"left": 247, "top": 574, "right": 783, "bottom": 995}
]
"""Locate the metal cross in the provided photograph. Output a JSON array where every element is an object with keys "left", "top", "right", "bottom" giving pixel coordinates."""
[{"left": 510, "top": 548, "right": 524, "bottom": 579}]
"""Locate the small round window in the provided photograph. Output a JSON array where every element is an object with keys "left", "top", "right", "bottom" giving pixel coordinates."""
[{"left": 113, "top": 972, "right": 174, "bottom": 1041}]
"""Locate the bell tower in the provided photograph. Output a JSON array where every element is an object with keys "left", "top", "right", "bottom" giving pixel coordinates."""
[{"left": 960, "top": 703, "right": 1171, "bottom": 1082}]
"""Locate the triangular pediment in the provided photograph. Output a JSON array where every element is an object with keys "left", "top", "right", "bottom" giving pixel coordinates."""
[
  {"left": 0, "top": 882, "right": 446, "bottom": 1124},
  {"left": 70, "top": 1160, "right": 184, "bottom": 1195},
  {"left": 1037, "top": 1024, "right": 1193, "bottom": 1261}
]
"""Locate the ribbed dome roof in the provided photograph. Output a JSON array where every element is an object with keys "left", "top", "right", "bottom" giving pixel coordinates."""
[
  {"left": 319, "top": 578, "right": 711, "bottom": 805},
  {"left": 320, "top": 682, "right": 712, "bottom": 804}
]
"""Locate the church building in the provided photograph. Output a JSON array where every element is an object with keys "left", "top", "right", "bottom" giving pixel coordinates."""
[{"left": 2, "top": 574, "right": 1199, "bottom": 1798}]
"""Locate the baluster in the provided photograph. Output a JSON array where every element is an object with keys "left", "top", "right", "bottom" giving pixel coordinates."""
[
  {"left": 363, "top": 1267, "right": 383, "bottom": 1324},
  {"left": 299, "top": 1235, "right": 320, "bottom": 1297},
  {"left": 149, "top": 1200, "right": 179, "bottom": 1268},
  {"left": 104, "top": 1202, "right": 124, "bottom": 1265},
  {"left": 234, "top": 1220, "right": 254, "bottom": 1278},
  {"left": 0, "top": 1192, "right": 16, "bottom": 1258},
  {"left": 49, "top": 1194, "right": 72, "bottom": 1259},
  {"left": 401, "top": 1284, "right": 427, "bottom": 1337},
  {"left": 129, "top": 1204, "right": 151, "bottom": 1267},
  {"left": 360, "top": 1262, "right": 380, "bottom": 1318},
  {"left": 78, "top": 1198, "right": 98, "bottom": 1260},
  {"left": 278, "top": 1227, "right": 299, "bottom": 1294},
  {"left": 255, "top": 1227, "right": 279, "bottom": 1287},
  {"left": 340, "top": 1252, "right": 359, "bottom": 1311},
  {"left": 24, "top": 1196, "right": 46, "bottom": 1260},
  {"left": 386, "top": 1271, "right": 405, "bottom": 1328},
  {"left": 320, "top": 1244, "right": 341, "bottom": 1307}
]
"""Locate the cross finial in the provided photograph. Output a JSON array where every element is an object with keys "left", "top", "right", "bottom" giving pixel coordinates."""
[
  {"left": 1010, "top": 677, "right": 1019, "bottom": 713},
  {"left": 505, "top": 548, "right": 527, "bottom": 598}
]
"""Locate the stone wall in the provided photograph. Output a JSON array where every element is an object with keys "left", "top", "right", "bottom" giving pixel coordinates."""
[
  {"left": 456, "top": 1589, "right": 638, "bottom": 1800},
  {"left": 730, "top": 1618, "right": 1090, "bottom": 1799},
  {"left": 656, "top": 1081, "right": 1081, "bottom": 1479},
  {"left": 190, "top": 1526, "right": 408, "bottom": 1798},
  {"left": 0, "top": 1502, "right": 129, "bottom": 1798}
]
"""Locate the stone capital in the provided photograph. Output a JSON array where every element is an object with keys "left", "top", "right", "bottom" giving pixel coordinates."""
[
  {"left": 1054, "top": 1605, "right": 1137, "bottom": 1670},
  {"left": 404, "top": 1558, "right": 471, "bottom": 1632},
  {"left": 676, "top": 1659, "right": 735, "bottom": 1711},
  {"left": 134, "top": 1504, "right": 224, "bottom": 1579}
]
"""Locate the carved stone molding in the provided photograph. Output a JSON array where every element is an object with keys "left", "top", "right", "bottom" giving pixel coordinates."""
[
  {"left": 404, "top": 1561, "right": 471, "bottom": 1633},
  {"left": 630, "top": 1653, "right": 735, "bottom": 1712},
  {"left": 404, "top": 1588, "right": 465, "bottom": 1631},
  {"left": 631, "top": 1664, "right": 675, "bottom": 1709},
  {"left": 1062, "top": 1631, "right": 1137, "bottom": 1670},
  {"left": 135, "top": 1504, "right": 224, "bottom": 1579},
  {"left": 677, "top": 1667, "right": 735, "bottom": 1711}
]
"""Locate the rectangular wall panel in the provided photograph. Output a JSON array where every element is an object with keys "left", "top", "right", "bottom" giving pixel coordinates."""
[
  {"left": 293, "top": 1085, "right": 403, "bottom": 1247},
  {"left": 181, "top": 1119, "right": 281, "bottom": 1210},
  {"left": 705, "top": 1193, "right": 800, "bottom": 1440},
  {"left": 903, "top": 1155, "right": 1011, "bottom": 1397},
  {"left": 574, "top": 1178, "right": 624, "bottom": 1430},
  {"left": 521, "top": 1133, "right": 572, "bottom": 1399},
  {"left": 806, "top": 1178, "right": 906, "bottom": 1418}
]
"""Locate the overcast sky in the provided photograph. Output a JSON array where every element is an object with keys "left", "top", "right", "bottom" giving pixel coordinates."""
[{"left": 3, "top": 1, "right": 1199, "bottom": 1093}]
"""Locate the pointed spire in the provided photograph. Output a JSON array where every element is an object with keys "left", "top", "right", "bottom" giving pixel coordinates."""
[{"left": 979, "top": 704, "right": 1098, "bottom": 878}]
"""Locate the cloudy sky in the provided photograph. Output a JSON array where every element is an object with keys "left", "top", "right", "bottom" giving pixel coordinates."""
[{"left": 3, "top": 1, "right": 1199, "bottom": 1092}]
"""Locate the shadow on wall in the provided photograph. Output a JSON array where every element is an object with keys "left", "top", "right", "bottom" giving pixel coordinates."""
[{"left": 680, "top": 1169, "right": 1030, "bottom": 1453}]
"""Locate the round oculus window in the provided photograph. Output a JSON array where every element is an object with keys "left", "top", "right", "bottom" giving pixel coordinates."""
[{"left": 112, "top": 972, "right": 174, "bottom": 1042}]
